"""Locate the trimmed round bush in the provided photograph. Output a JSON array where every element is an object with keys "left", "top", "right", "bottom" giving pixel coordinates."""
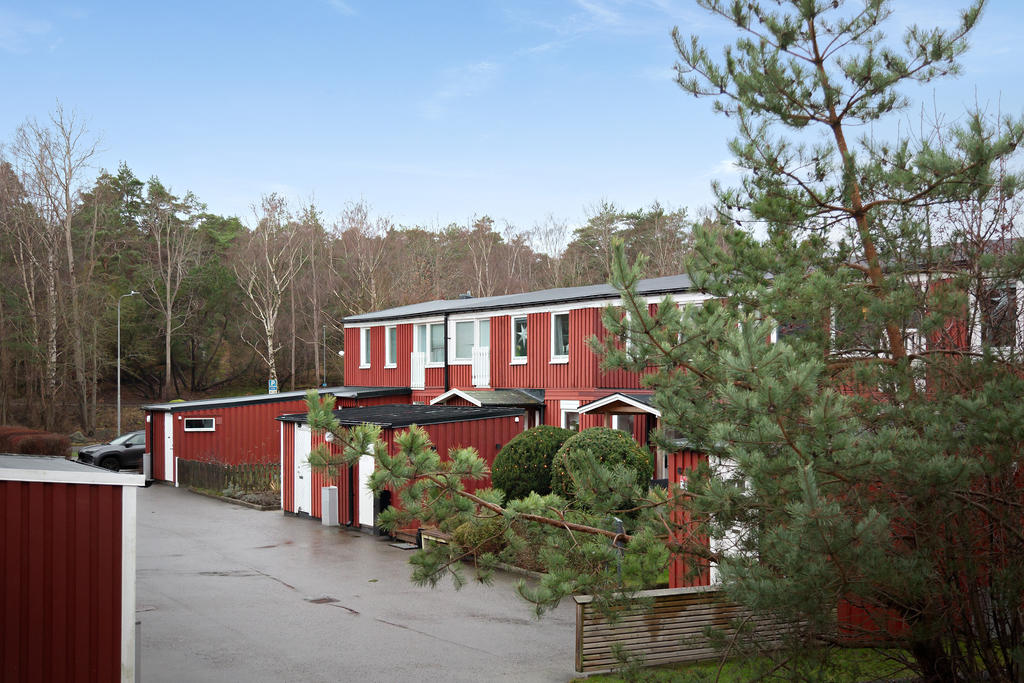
[
  {"left": 491, "top": 425, "right": 575, "bottom": 501},
  {"left": 550, "top": 427, "right": 653, "bottom": 500}
]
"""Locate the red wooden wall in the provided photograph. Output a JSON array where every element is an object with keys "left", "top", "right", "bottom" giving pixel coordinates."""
[
  {"left": 344, "top": 304, "right": 657, "bottom": 394},
  {"left": 1, "top": 481, "right": 122, "bottom": 683},
  {"left": 667, "top": 449, "right": 712, "bottom": 589}
]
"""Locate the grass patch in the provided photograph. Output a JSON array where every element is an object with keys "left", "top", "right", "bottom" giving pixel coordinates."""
[{"left": 583, "top": 647, "right": 915, "bottom": 682}]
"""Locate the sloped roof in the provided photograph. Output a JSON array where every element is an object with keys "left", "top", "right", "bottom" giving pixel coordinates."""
[
  {"left": 276, "top": 404, "right": 524, "bottom": 428},
  {"left": 342, "top": 274, "right": 693, "bottom": 324},
  {"left": 143, "top": 386, "right": 409, "bottom": 413}
]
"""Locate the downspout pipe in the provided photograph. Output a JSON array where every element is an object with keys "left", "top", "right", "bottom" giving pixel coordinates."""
[{"left": 443, "top": 312, "right": 450, "bottom": 392}]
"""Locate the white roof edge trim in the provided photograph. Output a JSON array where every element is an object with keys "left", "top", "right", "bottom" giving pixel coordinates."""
[
  {"left": 0, "top": 468, "right": 145, "bottom": 487},
  {"left": 578, "top": 393, "right": 662, "bottom": 417},
  {"left": 429, "top": 389, "right": 481, "bottom": 406}
]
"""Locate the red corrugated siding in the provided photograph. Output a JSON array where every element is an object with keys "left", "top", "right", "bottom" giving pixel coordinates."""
[
  {"left": 1, "top": 481, "right": 122, "bottom": 683},
  {"left": 667, "top": 450, "right": 711, "bottom": 589},
  {"left": 490, "top": 310, "right": 601, "bottom": 390},
  {"left": 307, "top": 431, "right": 358, "bottom": 525}
]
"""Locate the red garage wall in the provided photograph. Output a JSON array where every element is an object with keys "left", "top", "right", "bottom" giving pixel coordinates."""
[
  {"left": 1, "top": 481, "right": 123, "bottom": 683},
  {"left": 667, "top": 449, "right": 712, "bottom": 589}
]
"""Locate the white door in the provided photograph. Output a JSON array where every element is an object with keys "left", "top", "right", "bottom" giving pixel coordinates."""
[
  {"left": 294, "top": 424, "right": 312, "bottom": 514},
  {"left": 163, "top": 413, "right": 174, "bottom": 483}
]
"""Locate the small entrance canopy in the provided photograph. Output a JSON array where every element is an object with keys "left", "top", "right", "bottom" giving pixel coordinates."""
[
  {"left": 578, "top": 392, "right": 661, "bottom": 417},
  {"left": 430, "top": 388, "right": 544, "bottom": 408}
]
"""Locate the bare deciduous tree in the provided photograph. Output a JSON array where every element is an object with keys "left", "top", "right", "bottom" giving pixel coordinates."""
[
  {"left": 234, "top": 193, "right": 307, "bottom": 388},
  {"left": 143, "top": 181, "right": 203, "bottom": 400}
]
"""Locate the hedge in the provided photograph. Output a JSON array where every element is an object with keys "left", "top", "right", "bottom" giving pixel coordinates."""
[{"left": 491, "top": 425, "right": 575, "bottom": 501}]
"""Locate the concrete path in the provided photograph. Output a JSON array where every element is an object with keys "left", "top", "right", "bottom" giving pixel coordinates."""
[{"left": 137, "top": 485, "right": 578, "bottom": 682}]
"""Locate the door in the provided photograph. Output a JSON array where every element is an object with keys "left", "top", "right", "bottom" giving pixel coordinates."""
[
  {"left": 163, "top": 413, "right": 174, "bottom": 484},
  {"left": 294, "top": 424, "right": 312, "bottom": 515}
]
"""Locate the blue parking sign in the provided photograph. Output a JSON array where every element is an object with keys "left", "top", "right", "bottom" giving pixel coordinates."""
[{"left": 268, "top": 378, "right": 278, "bottom": 394}]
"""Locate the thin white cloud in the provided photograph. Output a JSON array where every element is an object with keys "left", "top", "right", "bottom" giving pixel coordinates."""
[
  {"left": 420, "top": 61, "right": 499, "bottom": 120},
  {"left": 0, "top": 9, "right": 53, "bottom": 54},
  {"left": 327, "top": 0, "right": 356, "bottom": 16},
  {"left": 706, "top": 158, "right": 740, "bottom": 177}
]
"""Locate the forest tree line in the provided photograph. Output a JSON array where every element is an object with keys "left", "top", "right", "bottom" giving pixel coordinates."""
[{"left": 0, "top": 105, "right": 698, "bottom": 434}]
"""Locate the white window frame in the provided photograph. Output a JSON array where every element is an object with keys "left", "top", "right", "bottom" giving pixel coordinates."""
[
  {"left": 511, "top": 315, "right": 528, "bottom": 365},
  {"left": 183, "top": 417, "right": 216, "bottom": 432},
  {"left": 450, "top": 318, "right": 490, "bottom": 364},
  {"left": 359, "top": 327, "right": 372, "bottom": 368},
  {"left": 550, "top": 311, "right": 570, "bottom": 363},
  {"left": 560, "top": 400, "right": 580, "bottom": 431},
  {"left": 385, "top": 326, "right": 397, "bottom": 368},
  {"left": 414, "top": 322, "right": 445, "bottom": 367}
]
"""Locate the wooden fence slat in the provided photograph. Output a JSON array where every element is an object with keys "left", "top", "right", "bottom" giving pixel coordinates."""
[{"left": 574, "top": 586, "right": 811, "bottom": 673}]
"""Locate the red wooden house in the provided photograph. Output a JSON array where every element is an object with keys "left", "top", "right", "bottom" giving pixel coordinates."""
[{"left": 341, "top": 275, "right": 711, "bottom": 481}]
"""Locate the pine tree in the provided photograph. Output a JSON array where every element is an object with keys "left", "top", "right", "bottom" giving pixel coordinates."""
[{"left": 595, "top": 0, "right": 1024, "bottom": 678}]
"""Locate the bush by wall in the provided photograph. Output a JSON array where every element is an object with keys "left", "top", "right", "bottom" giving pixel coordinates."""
[
  {"left": 550, "top": 427, "right": 653, "bottom": 501},
  {"left": 0, "top": 426, "right": 70, "bottom": 457},
  {"left": 491, "top": 425, "right": 575, "bottom": 501}
]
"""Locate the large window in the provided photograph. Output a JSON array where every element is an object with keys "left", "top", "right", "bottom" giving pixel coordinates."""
[
  {"left": 551, "top": 312, "right": 569, "bottom": 361},
  {"left": 453, "top": 319, "right": 490, "bottom": 362},
  {"left": 512, "top": 316, "right": 528, "bottom": 363},
  {"left": 385, "top": 326, "right": 397, "bottom": 367},
  {"left": 982, "top": 285, "right": 1017, "bottom": 348},
  {"left": 415, "top": 322, "right": 445, "bottom": 364},
  {"left": 360, "top": 327, "right": 371, "bottom": 367}
]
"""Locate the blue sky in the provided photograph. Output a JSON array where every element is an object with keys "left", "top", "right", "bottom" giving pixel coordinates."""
[{"left": 3, "top": 1, "right": 1023, "bottom": 234}]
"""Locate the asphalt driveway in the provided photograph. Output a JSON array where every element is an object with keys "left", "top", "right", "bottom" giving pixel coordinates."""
[{"left": 136, "top": 485, "right": 577, "bottom": 682}]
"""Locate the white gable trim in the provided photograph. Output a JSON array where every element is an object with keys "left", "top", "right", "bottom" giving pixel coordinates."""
[
  {"left": 578, "top": 393, "right": 661, "bottom": 417},
  {"left": 429, "top": 388, "right": 482, "bottom": 406}
]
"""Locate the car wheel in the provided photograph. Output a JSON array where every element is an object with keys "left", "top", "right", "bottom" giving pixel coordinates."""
[{"left": 98, "top": 457, "right": 120, "bottom": 472}]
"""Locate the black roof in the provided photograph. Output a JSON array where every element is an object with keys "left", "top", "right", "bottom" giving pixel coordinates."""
[
  {"left": 277, "top": 404, "right": 524, "bottom": 428},
  {"left": 143, "top": 386, "right": 409, "bottom": 413},
  {"left": 342, "top": 274, "right": 693, "bottom": 324}
]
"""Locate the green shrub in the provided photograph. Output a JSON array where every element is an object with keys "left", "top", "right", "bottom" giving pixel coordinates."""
[
  {"left": 491, "top": 425, "right": 575, "bottom": 501},
  {"left": 451, "top": 515, "right": 507, "bottom": 556},
  {"left": 549, "top": 427, "right": 653, "bottom": 501}
]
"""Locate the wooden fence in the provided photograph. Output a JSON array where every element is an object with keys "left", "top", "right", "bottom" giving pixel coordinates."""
[
  {"left": 574, "top": 585, "right": 801, "bottom": 673},
  {"left": 176, "top": 459, "right": 279, "bottom": 493}
]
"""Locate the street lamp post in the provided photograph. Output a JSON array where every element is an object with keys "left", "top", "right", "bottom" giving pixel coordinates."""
[{"left": 117, "top": 290, "right": 139, "bottom": 436}]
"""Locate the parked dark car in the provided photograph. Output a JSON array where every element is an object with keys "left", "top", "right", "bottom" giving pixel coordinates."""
[{"left": 77, "top": 430, "right": 145, "bottom": 471}]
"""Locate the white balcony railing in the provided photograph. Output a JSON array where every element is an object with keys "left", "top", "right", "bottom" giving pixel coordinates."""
[
  {"left": 410, "top": 351, "right": 426, "bottom": 390},
  {"left": 472, "top": 346, "right": 490, "bottom": 388}
]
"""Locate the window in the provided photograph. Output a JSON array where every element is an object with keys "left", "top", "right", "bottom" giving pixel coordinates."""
[
  {"left": 385, "top": 326, "right": 397, "bottom": 367},
  {"left": 184, "top": 417, "right": 215, "bottom": 432},
  {"left": 560, "top": 400, "right": 580, "bottom": 431},
  {"left": 415, "top": 323, "right": 445, "bottom": 365},
  {"left": 551, "top": 312, "right": 569, "bottom": 361},
  {"left": 982, "top": 285, "right": 1017, "bottom": 347},
  {"left": 455, "top": 321, "right": 475, "bottom": 360},
  {"left": 453, "top": 319, "right": 491, "bottom": 362},
  {"left": 512, "top": 316, "right": 528, "bottom": 363},
  {"left": 360, "top": 327, "right": 371, "bottom": 367},
  {"left": 613, "top": 414, "right": 635, "bottom": 436}
]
